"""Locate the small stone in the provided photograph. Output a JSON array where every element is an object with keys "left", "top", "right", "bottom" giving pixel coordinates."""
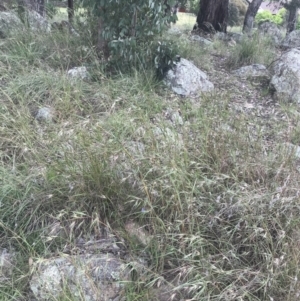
[
  {"left": 35, "top": 107, "right": 54, "bottom": 122},
  {"left": 67, "top": 66, "right": 89, "bottom": 80}
]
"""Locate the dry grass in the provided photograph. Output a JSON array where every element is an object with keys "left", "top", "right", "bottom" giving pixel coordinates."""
[{"left": 0, "top": 13, "right": 300, "bottom": 301}]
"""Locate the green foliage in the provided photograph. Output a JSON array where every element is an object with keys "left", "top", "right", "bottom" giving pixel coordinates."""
[
  {"left": 255, "top": 8, "right": 286, "bottom": 26},
  {"left": 189, "top": 0, "right": 200, "bottom": 15},
  {"left": 78, "top": 0, "right": 179, "bottom": 76}
]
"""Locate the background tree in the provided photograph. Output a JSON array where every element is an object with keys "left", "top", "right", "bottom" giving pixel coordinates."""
[
  {"left": 78, "top": 0, "right": 178, "bottom": 75},
  {"left": 196, "top": 0, "right": 229, "bottom": 33},
  {"left": 283, "top": 0, "right": 300, "bottom": 33},
  {"left": 68, "top": 0, "right": 74, "bottom": 23},
  {"left": 242, "top": 0, "right": 263, "bottom": 33}
]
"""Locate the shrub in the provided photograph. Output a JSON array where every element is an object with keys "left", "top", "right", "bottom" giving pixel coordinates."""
[
  {"left": 77, "top": 0, "right": 179, "bottom": 76},
  {"left": 255, "top": 8, "right": 286, "bottom": 26}
]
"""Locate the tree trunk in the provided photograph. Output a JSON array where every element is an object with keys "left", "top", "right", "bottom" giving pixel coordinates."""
[
  {"left": 242, "top": 0, "right": 263, "bottom": 33},
  {"left": 68, "top": 0, "right": 74, "bottom": 23},
  {"left": 287, "top": 7, "right": 298, "bottom": 33},
  {"left": 37, "top": 0, "right": 45, "bottom": 17},
  {"left": 196, "top": 0, "right": 229, "bottom": 33}
]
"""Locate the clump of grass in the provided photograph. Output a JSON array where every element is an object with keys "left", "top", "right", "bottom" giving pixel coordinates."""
[{"left": 226, "top": 32, "right": 276, "bottom": 69}]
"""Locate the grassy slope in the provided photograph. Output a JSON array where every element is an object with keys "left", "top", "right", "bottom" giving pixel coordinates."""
[{"left": 0, "top": 12, "right": 300, "bottom": 301}]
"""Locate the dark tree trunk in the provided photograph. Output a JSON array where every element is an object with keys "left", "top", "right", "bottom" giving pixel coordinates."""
[
  {"left": 68, "top": 0, "right": 74, "bottom": 23},
  {"left": 284, "top": 0, "right": 300, "bottom": 34},
  {"left": 242, "top": 0, "right": 263, "bottom": 33},
  {"left": 287, "top": 7, "right": 298, "bottom": 33},
  {"left": 196, "top": 0, "right": 229, "bottom": 33},
  {"left": 37, "top": 0, "right": 45, "bottom": 17}
]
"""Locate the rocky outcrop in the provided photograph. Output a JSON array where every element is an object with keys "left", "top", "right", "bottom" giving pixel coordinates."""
[
  {"left": 25, "top": 10, "right": 51, "bottom": 33},
  {"left": 0, "top": 12, "right": 23, "bottom": 38},
  {"left": 0, "top": 9, "right": 50, "bottom": 38},
  {"left": 258, "top": 21, "right": 283, "bottom": 45},
  {"left": 270, "top": 48, "right": 300, "bottom": 103},
  {"left": 30, "top": 253, "right": 144, "bottom": 301},
  {"left": 164, "top": 58, "right": 214, "bottom": 96},
  {"left": 281, "top": 29, "right": 300, "bottom": 49},
  {"left": 232, "top": 64, "right": 270, "bottom": 84}
]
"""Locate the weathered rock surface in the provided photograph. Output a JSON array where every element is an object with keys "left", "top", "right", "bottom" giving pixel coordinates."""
[
  {"left": 0, "top": 12, "right": 23, "bottom": 38},
  {"left": 35, "top": 107, "right": 54, "bottom": 122},
  {"left": 215, "top": 32, "right": 243, "bottom": 43},
  {"left": 281, "top": 29, "right": 300, "bottom": 49},
  {"left": 26, "top": 10, "right": 51, "bottom": 33},
  {"left": 258, "top": 21, "right": 283, "bottom": 45},
  {"left": 190, "top": 35, "right": 212, "bottom": 46},
  {"left": 67, "top": 66, "right": 89, "bottom": 80},
  {"left": 30, "top": 253, "right": 143, "bottom": 301},
  {"left": 270, "top": 48, "right": 300, "bottom": 103},
  {"left": 0, "top": 248, "right": 15, "bottom": 283},
  {"left": 164, "top": 58, "right": 214, "bottom": 96},
  {"left": 232, "top": 64, "right": 270, "bottom": 83}
]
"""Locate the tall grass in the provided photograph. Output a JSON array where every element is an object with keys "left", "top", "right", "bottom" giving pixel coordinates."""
[{"left": 0, "top": 18, "right": 299, "bottom": 301}]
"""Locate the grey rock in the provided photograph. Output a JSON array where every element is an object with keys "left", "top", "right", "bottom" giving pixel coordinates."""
[
  {"left": 270, "top": 48, "right": 300, "bottom": 103},
  {"left": 35, "top": 107, "right": 54, "bottom": 122},
  {"left": 227, "top": 32, "right": 244, "bottom": 43},
  {"left": 0, "top": 249, "right": 15, "bottom": 282},
  {"left": 232, "top": 64, "right": 270, "bottom": 82},
  {"left": 281, "top": 29, "right": 300, "bottom": 49},
  {"left": 215, "top": 32, "right": 243, "bottom": 43},
  {"left": 258, "top": 21, "right": 283, "bottom": 45},
  {"left": 284, "top": 143, "right": 300, "bottom": 158},
  {"left": 167, "top": 26, "right": 182, "bottom": 36},
  {"left": 164, "top": 58, "right": 214, "bottom": 96},
  {"left": 30, "top": 254, "right": 143, "bottom": 301},
  {"left": 67, "top": 66, "right": 89, "bottom": 80},
  {"left": 0, "top": 12, "right": 23, "bottom": 38},
  {"left": 190, "top": 35, "right": 212, "bottom": 46},
  {"left": 26, "top": 10, "right": 51, "bottom": 33}
]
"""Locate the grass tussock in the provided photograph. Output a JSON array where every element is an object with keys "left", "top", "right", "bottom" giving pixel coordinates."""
[
  {"left": 225, "top": 32, "right": 276, "bottom": 69},
  {"left": 0, "top": 14, "right": 300, "bottom": 301}
]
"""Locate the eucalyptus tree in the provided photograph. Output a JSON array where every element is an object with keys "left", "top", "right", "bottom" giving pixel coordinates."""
[
  {"left": 78, "top": 0, "right": 178, "bottom": 74},
  {"left": 195, "top": 0, "right": 229, "bottom": 33}
]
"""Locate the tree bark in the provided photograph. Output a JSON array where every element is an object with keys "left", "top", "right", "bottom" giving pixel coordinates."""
[
  {"left": 68, "top": 0, "right": 74, "bottom": 23},
  {"left": 286, "top": 7, "right": 298, "bottom": 33},
  {"left": 196, "top": 0, "right": 229, "bottom": 33},
  {"left": 242, "top": 0, "right": 263, "bottom": 33}
]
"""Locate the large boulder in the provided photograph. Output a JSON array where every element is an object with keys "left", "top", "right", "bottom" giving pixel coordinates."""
[
  {"left": 270, "top": 48, "right": 300, "bottom": 103},
  {"left": 281, "top": 29, "right": 300, "bottom": 49},
  {"left": 0, "top": 12, "right": 23, "bottom": 38},
  {"left": 25, "top": 10, "right": 51, "bottom": 33},
  {"left": 232, "top": 64, "right": 271, "bottom": 84},
  {"left": 164, "top": 58, "right": 214, "bottom": 96},
  {"left": 258, "top": 21, "right": 283, "bottom": 45},
  {"left": 30, "top": 253, "right": 144, "bottom": 301}
]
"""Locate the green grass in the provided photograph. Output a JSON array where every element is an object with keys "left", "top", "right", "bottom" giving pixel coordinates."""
[{"left": 0, "top": 13, "right": 300, "bottom": 301}]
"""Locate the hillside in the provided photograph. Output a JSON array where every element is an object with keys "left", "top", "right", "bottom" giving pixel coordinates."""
[{"left": 1, "top": 11, "right": 300, "bottom": 301}]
